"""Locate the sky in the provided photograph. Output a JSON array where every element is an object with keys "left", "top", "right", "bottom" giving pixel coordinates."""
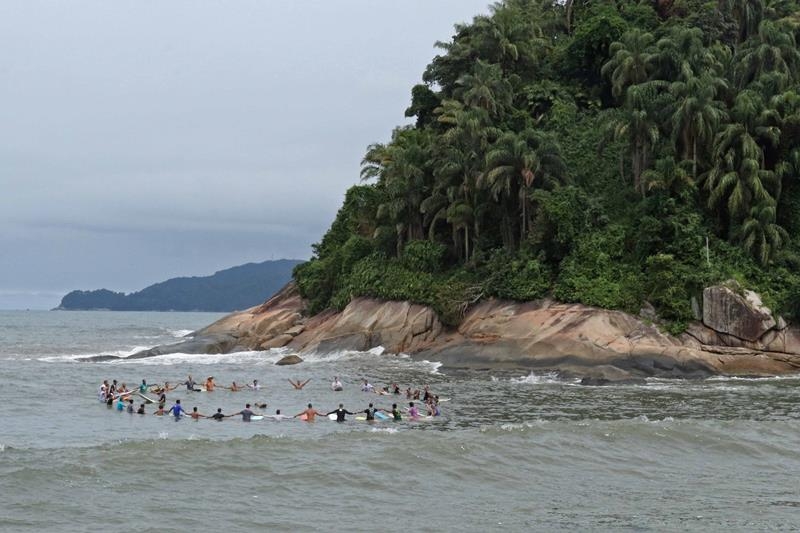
[{"left": 0, "top": 0, "right": 491, "bottom": 309}]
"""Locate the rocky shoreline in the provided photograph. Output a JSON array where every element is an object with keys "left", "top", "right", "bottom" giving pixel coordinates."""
[{"left": 117, "top": 282, "right": 800, "bottom": 383}]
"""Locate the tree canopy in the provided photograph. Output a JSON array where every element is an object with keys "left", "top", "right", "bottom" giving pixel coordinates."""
[{"left": 294, "top": 0, "right": 800, "bottom": 332}]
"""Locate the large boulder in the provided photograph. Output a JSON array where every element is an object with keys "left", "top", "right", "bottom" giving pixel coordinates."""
[
  {"left": 275, "top": 354, "right": 303, "bottom": 365},
  {"left": 703, "top": 284, "right": 776, "bottom": 342}
]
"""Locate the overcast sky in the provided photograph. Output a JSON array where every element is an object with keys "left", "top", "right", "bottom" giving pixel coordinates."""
[{"left": 0, "top": 1, "right": 491, "bottom": 309}]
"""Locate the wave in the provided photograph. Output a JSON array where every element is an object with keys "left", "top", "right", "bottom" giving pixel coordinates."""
[{"left": 491, "top": 371, "right": 568, "bottom": 385}]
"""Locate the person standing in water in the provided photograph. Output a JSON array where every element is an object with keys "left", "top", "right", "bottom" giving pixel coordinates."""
[
  {"left": 210, "top": 408, "right": 225, "bottom": 421},
  {"left": 360, "top": 403, "right": 379, "bottom": 421},
  {"left": 139, "top": 379, "right": 149, "bottom": 393},
  {"left": 231, "top": 403, "right": 256, "bottom": 422},
  {"left": 407, "top": 402, "right": 420, "bottom": 418},
  {"left": 205, "top": 377, "right": 216, "bottom": 392},
  {"left": 294, "top": 403, "right": 324, "bottom": 421},
  {"left": 331, "top": 377, "right": 343, "bottom": 391},
  {"left": 326, "top": 403, "right": 355, "bottom": 423},
  {"left": 167, "top": 399, "right": 187, "bottom": 420},
  {"left": 184, "top": 375, "right": 200, "bottom": 392},
  {"left": 190, "top": 407, "right": 206, "bottom": 419}
]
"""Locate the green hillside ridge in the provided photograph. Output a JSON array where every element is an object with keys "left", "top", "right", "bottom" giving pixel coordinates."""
[
  {"left": 58, "top": 259, "right": 302, "bottom": 312},
  {"left": 294, "top": 0, "right": 800, "bottom": 333}
]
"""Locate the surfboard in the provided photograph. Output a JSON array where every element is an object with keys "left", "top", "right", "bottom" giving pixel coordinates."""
[
  {"left": 250, "top": 415, "right": 264, "bottom": 421},
  {"left": 438, "top": 398, "right": 451, "bottom": 402},
  {"left": 137, "top": 392, "right": 157, "bottom": 404},
  {"left": 375, "top": 411, "right": 390, "bottom": 421},
  {"left": 328, "top": 413, "right": 338, "bottom": 421}
]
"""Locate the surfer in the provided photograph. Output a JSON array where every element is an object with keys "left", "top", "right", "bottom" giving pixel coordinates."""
[
  {"left": 227, "top": 381, "right": 244, "bottom": 391},
  {"left": 361, "top": 379, "right": 374, "bottom": 393},
  {"left": 360, "top": 403, "right": 378, "bottom": 421},
  {"left": 126, "top": 399, "right": 135, "bottom": 413},
  {"left": 136, "top": 403, "right": 146, "bottom": 415},
  {"left": 231, "top": 404, "right": 255, "bottom": 422},
  {"left": 139, "top": 379, "right": 149, "bottom": 393},
  {"left": 326, "top": 403, "right": 355, "bottom": 423},
  {"left": 288, "top": 378, "right": 311, "bottom": 390},
  {"left": 331, "top": 377, "right": 343, "bottom": 391},
  {"left": 153, "top": 405, "right": 165, "bottom": 416},
  {"left": 205, "top": 377, "right": 216, "bottom": 392},
  {"left": 190, "top": 407, "right": 206, "bottom": 419},
  {"left": 407, "top": 402, "right": 420, "bottom": 418},
  {"left": 247, "top": 380, "right": 261, "bottom": 391},
  {"left": 392, "top": 383, "right": 401, "bottom": 394},
  {"left": 380, "top": 403, "right": 402, "bottom": 421},
  {"left": 294, "top": 403, "right": 324, "bottom": 421},
  {"left": 210, "top": 408, "right": 225, "bottom": 421},
  {"left": 270, "top": 409, "right": 292, "bottom": 421},
  {"left": 184, "top": 375, "right": 200, "bottom": 392},
  {"left": 167, "top": 399, "right": 187, "bottom": 419}
]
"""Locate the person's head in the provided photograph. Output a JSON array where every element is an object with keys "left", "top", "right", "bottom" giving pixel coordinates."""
[
  {"left": 253, "top": 380, "right": 258, "bottom": 385},
  {"left": 339, "top": 403, "right": 343, "bottom": 408},
  {"left": 129, "top": 399, "right": 134, "bottom": 404},
  {"left": 217, "top": 408, "right": 222, "bottom": 413},
  {"left": 307, "top": 403, "right": 312, "bottom": 409},
  {"left": 176, "top": 399, "right": 180, "bottom": 404},
  {"left": 276, "top": 409, "right": 281, "bottom": 415},
  {"left": 193, "top": 407, "right": 198, "bottom": 412},
  {"left": 369, "top": 403, "right": 373, "bottom": 408},
  {"left": 409, "top": 402, "right": 414, "bottom": 407},
  {"left": 142, "top": 379, "right": 146, "bottom": 384},
  {"left": 392, "top": 403, "right": 397, "bottom": 409},
  {"left": 245, "top": 404, "right": 251, "bottom": 409}
]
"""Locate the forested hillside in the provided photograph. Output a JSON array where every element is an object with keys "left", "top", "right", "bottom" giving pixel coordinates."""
[
  {"left": 295, "top": 0, "right": 800, "bottom": 332},
  {"left": 58, "top": 260, "right": 301, "bottom": 312}
]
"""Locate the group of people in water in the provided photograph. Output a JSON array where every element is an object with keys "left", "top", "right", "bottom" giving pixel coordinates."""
[{"left": 97, "top": 374, "right": 444, "bottom": 422}]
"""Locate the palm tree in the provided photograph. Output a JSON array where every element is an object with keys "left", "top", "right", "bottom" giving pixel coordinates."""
[
  {"left": 720, "top": 0, "right": 765, "bottom": 43},
  {"left": 670, "top": 74, "right": 729, "bottom": 178},
  {"left": 643, "top": 156, "right": 694, "bottom": 196},
  {"left": 704, "top": 122, "right": 778, "bottom": 223},
  {"left": 601, "top": 29, "right": 657, "bottom": 99},
  {"left": 482, "top": 129, "right": 567, "bottom": 245},
  {"left": 454, "top": 60, "right": 513, "bottom": 118},
  {"left": 600, "top": 84, "right": 663, "bottom": 195},
  {"left": 734, "top": 19, "right": 800, "bottom": 89},
  {"left": 737, "top": 202, "right": 789, "bottom": 264},
  {"left": 655, "top": 27, "right": 719, "bottom": 82}
]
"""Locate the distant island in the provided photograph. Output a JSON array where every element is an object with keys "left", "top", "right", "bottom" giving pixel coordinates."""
[{"left": 56, "top": 259, "right": 303, "bottom": 312}]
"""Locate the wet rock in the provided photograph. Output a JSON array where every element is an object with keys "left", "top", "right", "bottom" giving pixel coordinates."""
[{"left": 275, "top": 354, "right": 303, "bottom": 365}]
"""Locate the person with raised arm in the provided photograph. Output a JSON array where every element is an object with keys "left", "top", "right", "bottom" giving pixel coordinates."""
[
  {"left": 326, "top": 403, "right": 355, "bottom": 423},
  {"left": 288, "top": 378, "right": 311, "bottom": 390},
  {"left": 294, "top": 403, "right": 324, "bottom": 421}
]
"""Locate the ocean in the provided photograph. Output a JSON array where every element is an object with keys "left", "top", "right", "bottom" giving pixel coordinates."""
[{"left": 1, "top": 310, "right": 799, "bottom": 532}]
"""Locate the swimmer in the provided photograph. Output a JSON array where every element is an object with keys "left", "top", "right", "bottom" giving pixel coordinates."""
[
  {"left": 270, "top": 409, "right": 292, "bottom": 421},
  {"left": 231, "top": 404, "right": 255, "bottom": 422},
  {"left": 247, "top": 380, "right": 261, "bottom": 391},
  {"left": 360, "top": 402, "right": 378, "bottom": 421},
  {"left": 184, "top": 375, "right": 200, "bottom": 392},
  {"left": 136, "top": 403, "right": 146, "bottom": 415},
  {"left": 167, "top": 399, "right": 187, "bottom": 419},
  {"left": 407, "top": 402, "right": 420, "bottom": 418},
  {"left": 294, "top": 403, "right": 324, "bottom": 421},
  {"left": 361, "top": 379, "right": 374, "bottom": 393},
  {"left": 139, "top": 379, "right": 149, "bottom": 393},
  {"left": 210, "top": 408, "right": 225, "bottom": 421},
  {"left": 288, "top": 378, "right": 311, "bottom": 390},
  {"left": 153, "top": 405, "right": 165, "bottom": 416},
  {"left": 227, "top": 382, "right": 244, "bottom": 392},
  {"left": 126, "top": 399, "right": 135, "bottom": 414},
  {"left": 190, "top": 407, "right": 206, "bottom": 419},
  {"left": 381, "top": 403, "right": 402, "bottom": 421},
  {"left": 331, "top": 377, "right": 343, "bottom": 391},
  {"left": 326, "top": 403, "right": 355, "bottom": 423},
  {"left": 205, "top": 377, "right": 216, "bottom": 392}
]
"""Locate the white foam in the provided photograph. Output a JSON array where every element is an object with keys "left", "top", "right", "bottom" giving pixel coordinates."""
[
  {"left": 370, "top": 427, "right": 398, "bottom": 434},
  {"left": 509, "top": 371, "right": 561, "bottom": 385},
  {"left": 168, "top": 329, "right": 194, "bottom": 338}
]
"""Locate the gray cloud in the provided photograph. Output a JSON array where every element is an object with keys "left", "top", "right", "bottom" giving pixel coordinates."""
[{"left": 0, "top": 0, "right": 491, "bottom": 308}]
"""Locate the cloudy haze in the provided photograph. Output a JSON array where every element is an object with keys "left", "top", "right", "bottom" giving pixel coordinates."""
[{"left": 0, "top": 1, "right": 491, "bottom": 309}]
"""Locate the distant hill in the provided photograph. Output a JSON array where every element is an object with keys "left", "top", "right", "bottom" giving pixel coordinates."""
[{"left": 56, "top": 259, "right": 303, "bottom": 312}]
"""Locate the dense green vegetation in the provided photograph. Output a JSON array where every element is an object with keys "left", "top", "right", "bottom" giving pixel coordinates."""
[
  {"left": 58, "top": 260, "right": 301, "bottom": 312},
  {"left": 295, "top": 0, "right": 800, "bottom": 331}
]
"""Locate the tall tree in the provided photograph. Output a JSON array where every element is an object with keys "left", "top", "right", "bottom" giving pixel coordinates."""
[
  {"left": 601, "top": 28, "right": 657, "bottom": 99},
  {"left": 670, "top": 73, "right": 729, "bottom": 178}
]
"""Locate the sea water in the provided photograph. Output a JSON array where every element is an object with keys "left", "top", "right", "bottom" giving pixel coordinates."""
[{"left": 1, "top": 310, "right": 799, "bottom": 531}]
